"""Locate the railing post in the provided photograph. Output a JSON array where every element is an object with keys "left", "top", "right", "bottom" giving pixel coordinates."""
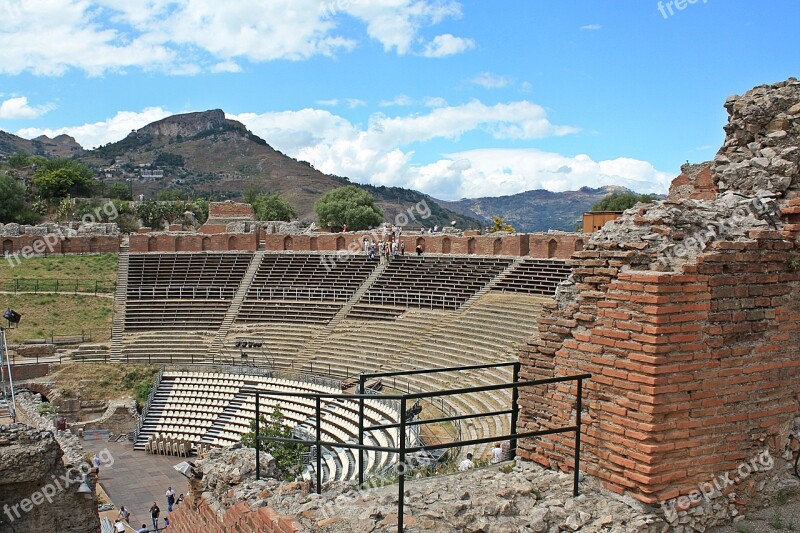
[
  {"left": 358, "top": 375, "right": 366, "bottom": 487},
  {"left": 573, "top": 377, "right": 583, "bottom": 497},
  {"left": 255, "top": 392, "right": 261, "bottom": 480},
  {"left": 315, "top": 395, "right": 322, "bottom": 494},
  {"left": 398, "top": 396, "right": 407, "bottom": 533},
  {"left": 510, "top": 362, "right": 520, "bottom": 460}
]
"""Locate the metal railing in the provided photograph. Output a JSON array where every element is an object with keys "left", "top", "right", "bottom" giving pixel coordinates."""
[
  {"left": 3, "top": 278, "right": 116, "bottom": 295},
  {"left": 251, "top": 363, "right": 591, "bottom": 533}
]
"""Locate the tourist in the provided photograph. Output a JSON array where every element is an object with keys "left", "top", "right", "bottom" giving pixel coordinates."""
[
  {"left": 391, "top": 240, "right": 398, "bottom": 256},
  {"left": 164, "top": 516, "right": 170, "bottom": 528},
  {"left": 114, "top": 519, "right": 126, "bottom": 532},
  {"left": 490, "top": 444, "right": 503, "bottom": 464},
  {"left": 118, "top": 505, "right": 130, "bottom": 522},
  {"left": 176, "top": 493, "right": 184, "bottom": 506},
  {"left": 363, "top": 237, "right": 369, "bottom": 254},
  {"left": 137, "top": 525, "right": 148, "bottom": 533},
  {"left": 166, "top": 486, "right": 176, "bottom": 512},
  {"left": 415, "top": 244, "right": 423, "bottom": 256},
  {"left": 458, "top": 453, "right": 475, "bottom": 471},
  {"left": 150, "top": 502, "right": 160, "bottom": 531},
  {"left": 93, "top": 453, "right": 101, "bottom": 475},
  {"left": 342, "top": 223, "right": 347, "bottom": 233}
]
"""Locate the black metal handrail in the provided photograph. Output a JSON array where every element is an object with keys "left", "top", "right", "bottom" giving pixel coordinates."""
[{"left": 249, "top": 364, "right": 590, "bottom": 533}]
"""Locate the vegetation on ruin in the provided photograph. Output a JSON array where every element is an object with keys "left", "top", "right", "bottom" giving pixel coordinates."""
[
  {"left": 0, "top": 293, "right": 113, "bottom": 344},
  {"left": 0, "top": 254, "right": 118, "bottom": 282},
  {"left": 252, "top": 193, "right": 297, "bottom": 222},
  {"left": 488, "top": 215, "right": 515, "bottom": 233},
  {"left": 241, "top": 406, "right": 306, "bottom": 481},
  {"left": 50, "top": 363, "right": 160, "bottom": 406}
]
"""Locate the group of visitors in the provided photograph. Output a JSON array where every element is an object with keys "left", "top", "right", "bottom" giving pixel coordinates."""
[
  {"left": 364, "top": 237, "right": 405, "bottom": 261},
  {"left": 419, "top": 225, "right": 440, "bottom": 234},
  {"left": 114, "top": 486, "right": 182, "bottom": 532},
  {"left": 457, "top": 442, "right": 510, "bottom": 472}
]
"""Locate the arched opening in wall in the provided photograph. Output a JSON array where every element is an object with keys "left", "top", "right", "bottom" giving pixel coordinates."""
[
  {"left": 441, "top": 237, "right": 451, "bottom": 254},
  {"left": 3, "top": 239, "right": 13, "bottom": 255},
  {"left": 547, "top": 239, "right": 558, "bottom": 258},
  {"left": 336, "top": 236, "right": 346, "bottom": 251},
  {"left": 202, "top": 237, "right": 211, "bottom": 251},
  {"left": 575, "top": 239, "right": 584, "bottom": 251},
  {"left": 175, "top": 236, "right": 184, "bottom": 251},
  {"left": 60, "top": 238, "right": 69, "bottom": 253},
  {"left": 32, "top": 239, "right": 45, "bottom": 256},
  {"left": 89, "top": 238, "right": 98, "bottom": 253},
  {"left": 148, "top": 237, "right": 157, "bottom": 252},
  {"left": 493, "top": 239, "right": 502, "bottom": 255},
  {"left": 244, "top": 223, "right": 250, "bottom": 233},
  {"left": 228, "top": 236, "right": 238, "bottom": 251},
  {"left": 283, "top": 236, "right": 293, "bottom": 251},
  {"left": 310, "top": 237, "right": 319, "bottom": 251},
  {"left": 467, "top": 238, "right": 476, "bottom": 255},
  {"left": 416, "top": 237, "right": 425, "bottom": 251}
]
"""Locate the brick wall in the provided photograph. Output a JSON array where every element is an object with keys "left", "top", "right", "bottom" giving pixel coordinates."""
[
  {"left": 1, "top": 235, "right": 120, "bottom": 257},
  {"left": 518, "top": 226, "right": 800, "bottom": 504},
  {"left": 167, "top": 498, "right": 301, "bottom": 532},
  {"left": 128, "top": 233, "right": 258, "bottom": 252},
  {"left": 208, "top": 201, "right": 255, "bottom": 220}
]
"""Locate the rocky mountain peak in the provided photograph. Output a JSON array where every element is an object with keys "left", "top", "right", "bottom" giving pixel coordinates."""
[{"left": 136, "top": 109, "right": 245, "bottom": 139}]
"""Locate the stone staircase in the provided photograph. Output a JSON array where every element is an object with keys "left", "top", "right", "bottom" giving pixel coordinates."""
[
  {"left": 110, "top": 252, "right": 129, "bottom": 359},
  {"left": 294, "top": 259, "right": 389, "bottom": 362},
  {"left": 67, "top": 343, "right": 111, "bottom": 362},
  {"left": 118, "top": 331, "right": 213, "bottom": 363},
  {"left": 208, "top": 251, "right": 264, "bottom": 357}
]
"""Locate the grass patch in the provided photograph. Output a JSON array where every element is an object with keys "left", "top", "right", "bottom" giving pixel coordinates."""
[
  {"left": 771, "top": 509, "right": 786, "bottom": 530},
  {"left": 1, "top": 294, "right": 113, "bottom": 344},
  {"left": 0, "top": 254, "right": 118, "bottom": 282},
  {"left": 50, "top": 363, "right": 160, "bottom": 406},
  {"left": 775, "top": 489, "right": 791, "bottom": 507}
]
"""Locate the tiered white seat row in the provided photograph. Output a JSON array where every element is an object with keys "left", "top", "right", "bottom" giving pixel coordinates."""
[
  {"left": 492, "top": 258, "right": 571, "bottom": 296},
  {"left": 135, "top": 371, "right": 400, "bottom": 484}
]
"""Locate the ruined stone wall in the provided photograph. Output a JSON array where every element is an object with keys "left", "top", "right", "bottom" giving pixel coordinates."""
[
  {"left": 128, "top": 232, "right": 258, "bottom": 252},
  {"left": 0, "top": 425, "right": 100, "bottom": 533},
  {"left": 517, "top": 78, "right": 800, "bottom": 523}
]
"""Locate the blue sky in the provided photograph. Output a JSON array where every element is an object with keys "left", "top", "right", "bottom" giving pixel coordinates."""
[{"left": 0, "top": 0, "right": 797, "bottom": 200}]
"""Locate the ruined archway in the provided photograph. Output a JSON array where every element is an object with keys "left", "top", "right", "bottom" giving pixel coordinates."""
[
  {"left": 441, "top": 237, "right": 451, "bottom": 254},
  {"left": 547, "top": 239, "right": 558, "bottom": 258}
]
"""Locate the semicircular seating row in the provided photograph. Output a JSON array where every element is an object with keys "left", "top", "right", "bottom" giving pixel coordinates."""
[{"left": 134, "top": 371, "right": 400, "bottom": 485}]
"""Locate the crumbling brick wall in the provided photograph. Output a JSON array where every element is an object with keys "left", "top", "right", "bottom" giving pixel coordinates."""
[{"left": 518, "top": 78, "right": 800, "bottom": 509}]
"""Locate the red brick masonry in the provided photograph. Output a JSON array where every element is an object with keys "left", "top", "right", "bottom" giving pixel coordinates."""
[{"left": 518, "top": 217, "right": 800, "bottom": 504}]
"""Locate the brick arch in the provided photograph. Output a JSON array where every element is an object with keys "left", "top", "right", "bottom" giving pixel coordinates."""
[
  {"left": 441, "top": 237, "right": 451, "bottom": 254},
  {"left": 202, "top": 236, "right": 212, "bottom": 251},
  {"left": 575, "top": 238, "right": 584, "bottom": 251},
  {"left": 416, "top": 237, "right": 425, "bottom": 250},
  {"left": 228, "top": 235, "right": 239, "bottom": 250},
  {"left": 89, "top": 237, "right": 98, "bottom": 253},
  {"left": 3, "top": 239, "right": 13, "bottom": 255},
  {"left": 310, "top": 236, "right": 319, "bottom": 251},
  {"left": 148, "top": 236, "right": 157, "bottom": 252},
  {"left": 493, "top": 238, "right": 502, "bottom": 255},
  {"left": 467, "top": 237, "right": 476, "bottom": 255},
  {"left": 336, "top": 236, "right": 345, "bottom": 251},
  {"left": 547, "top": 238, "right": 558, "bottom": 258},
  {"left": 283, "top": 236, "right": 293, "bottom": 251}
]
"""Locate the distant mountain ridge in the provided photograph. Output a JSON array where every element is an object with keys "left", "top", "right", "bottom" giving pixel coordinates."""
[
  {"left": 0, "top": 130, "right": 84, "bottom": 158},
  {"left": 435, "top": 185, "right": 637, "bottom": 232}
]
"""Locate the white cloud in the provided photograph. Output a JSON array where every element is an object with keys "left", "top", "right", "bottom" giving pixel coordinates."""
[
  {"left": 423, "top": 96, "right": 448, "bottom": 108},
  {"left": 316, "top": 99, "right": 340, "bottom": 107},
  {"left": 379, "top": 95, "right": 414, "bottom": 107},
  {"left": 345, "top": 98, "right": 367, "bottom": 108},
  {"left": 580, "top": 24, "right": 602, "bottom": 30},
  {"left": 0, "top": 96, "right": 54, "bottom": 119},
  {"left": 471, "top": 72, "right": 511, "bottom": 89},
  {"left": 0, "top": 0, "right": 472, "bottom": 75},
  {"left": 17, "top": 107, "right": 172, "bottom": 149},
  {"left": 421, "top": 34, "right": 475, "bottom": 58}
]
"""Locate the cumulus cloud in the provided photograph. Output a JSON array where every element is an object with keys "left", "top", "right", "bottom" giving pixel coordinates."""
[
  {"left": 379, "top": 95, "right": 414, "bottom": 107},
  {"left": 0, "top": 96, "right": 54, "bottom": 119},
  {"left": 17, "top": 107, "right": 172, "bottom": 149},
  {"left": 471, "top": 72, "right": 511, "bottom": 89},
  {"left": 0, "top": 0, "right": 474, "bottom": 75},
  {"left": 421, "top": 34, "right": 476, "bottom": 57},
  {"left": 229, "top": 99, "right": 670, "bottom": 199},
  {"left": 580, "top": 24, "right": 602, "bottom": 30}
]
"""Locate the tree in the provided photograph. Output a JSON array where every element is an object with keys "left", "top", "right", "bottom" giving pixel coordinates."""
[
  {"left": 156, "top": 188, "right": 186, "bottom": 201},
  {"left": 242, "top": 180, "right": 263, "bottom": 204},
  {"left": 0, "top": 174, "right": 28, "bottom": 222},
  {"left": 489, "top": 215, "right": 515, "bottom": 233},
  {"left": 241, "top": 407, "right": 306, "bottom": 481},
  {"left": 7, "top": 151, "right": 29, "bottom": 168},
  {"left": 252, "top": 194, "right": 297, "bottom": 222},
  {"left": 109, "top": 182, "right": 132, "bottom": 200},
  {"left": 315, "top": 185, "right": 383, "bottom": 231},
  {"left": 32, "top": 159, "right": 94, "bottom": 199},
  {"left": 590, "top": 191, "right": 659, "bottom": 212}
]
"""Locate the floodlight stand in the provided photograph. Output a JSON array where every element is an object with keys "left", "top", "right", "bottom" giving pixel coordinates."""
[{"left": 0, "top": 328, "right": 16, "bottom": 422}]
